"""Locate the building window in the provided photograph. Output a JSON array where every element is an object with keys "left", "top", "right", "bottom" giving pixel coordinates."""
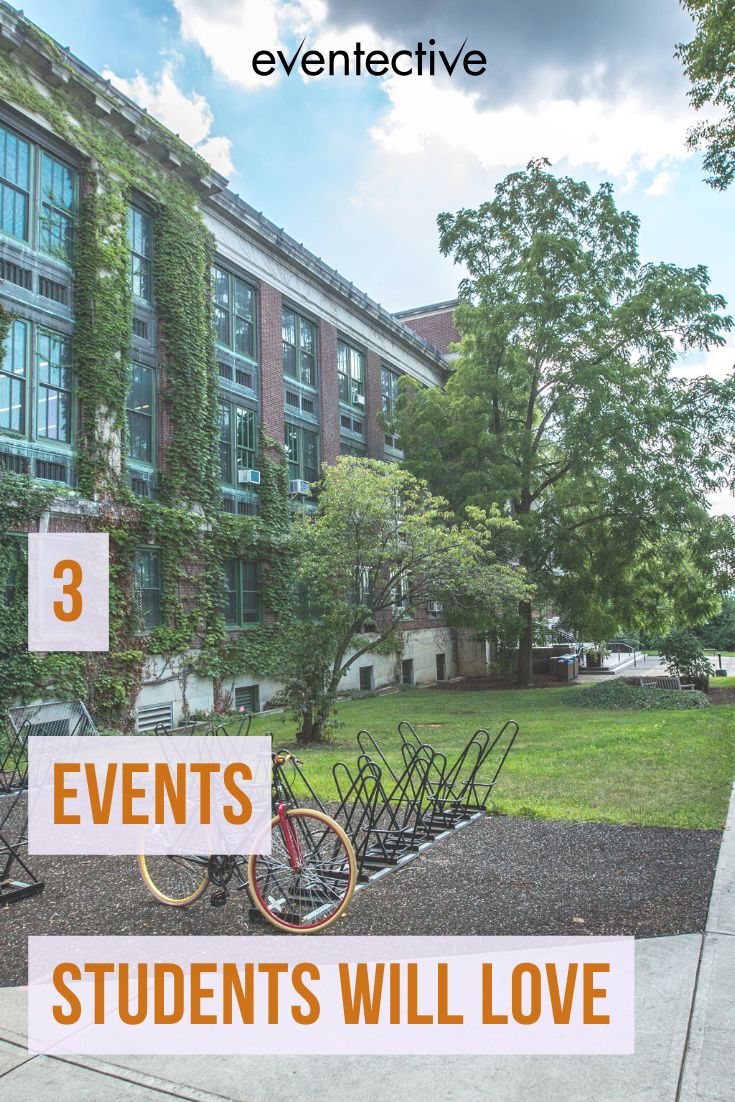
[
  {"left": 381, "top": 365, "right": 401, "bottom": 449},
  {"left": 234, "top": 685, "right": 260, "bottom": 713},
  {"left": 36, "top": 328, "right": 71, "bottom": 442},
  {"left": 0, "top": 125, "right": 31, "bottom": 242},
  {"left": 1, "top": 319, "right": 73, "bottom": 449},
  {"left": 337, "top": 340, "right": 365, "bottom": 409},
  {"left": 222, "top": 558, "right": 263, "bottom": 626},
  {"left": 339, "top": 439, "right": 367, "bottom": 458},
  {"left": 0, "top": 123, "right": 76, "bottom": 259},
  {"left": 38, "top": 151, "right": 75, "bottom": 261},
  {"left": 0, "top": 318, "right": 27, "bottom": 435},
  {"left": 126, "top": 362, "right": 155, "bottom": 465},
  {"left": 219, "top": 400, "right": 257, "bottom": 484},
  {"left": 282, "top": 308, "right": 317, "bottom": 388},
  {"left": 134, "top": 548, "right": 162, "bottom": 630},
  {"left": 214, "top": 265, "right": 256, "bottom": 360},
  {"left": 285, "top": 421, "right": 319, "bottom": 484},
  {"left": 128, "top": 206, "right": 152, "bottom": 303},
  {"left": 359, "top": 665, "right": 374, "bottom": 691}
]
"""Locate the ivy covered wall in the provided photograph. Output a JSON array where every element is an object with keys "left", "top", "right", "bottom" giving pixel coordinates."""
[{"left": 0, "top": 26, "right": 296, "bottom": 728}]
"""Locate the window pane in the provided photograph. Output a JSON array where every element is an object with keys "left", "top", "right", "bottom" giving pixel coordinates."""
[
  {"left": 219, "top": 401, "right": 232, "bottom": 484},
  {"left": 299, "top": 319, "right": 315, "bottom": 355},
  {"left": 283, "top": 343, "right": 296, "bottom": 378},
  {"left": 0, "top": 320, "right": 27, "bottom": 434},
  {"left": 0, "top": 183, "right": 28, "bottom": 239},
  {"left": 300, "top": 352, "right": 315, "bottom": 387},
  {"left": 241, "top": 560, "right": 261, "bottom": 623},
  {"left": 302, "top": 430, "right": 319, "bottom": 483},
  {"left": 39, "top": 153, "right": 75, "bottom": 260},
  {"left": 222, "top": 558, "right": 238, "bottom": 624},
  {"left": 351, "top": 348, "right": 364, "bottom": 388},
  {"left": 127, "top": 363, "right": 154, "bottom": 463},
  {"left": 1, "top": 127, "right": 31, "bottom": 190},
  {"left": 235, "top": 317, "right": 253, "bottom": 358},
  {"left": 135, "top": 549, "right": 161, "bottom": 629},
  {"left": 235, "top": 406, "right": 256, "bottom": 469},
  {"left": 214, "top": 306, "right": 230, "bottom": 346},
  {"left": 282, "top": 309, "right": 296, "bottom": 346},
  {"left": 214, "top": 267, "right": 229, "bottom": 308},
  {"left": 36, "top": 330, "right": 71, "bottom": 442},
  {"left": 285, "top": 423, "right": 299, "bottom": 481},
  {"left": 234, "top": 278, "right": 253, "bottom": 320}
]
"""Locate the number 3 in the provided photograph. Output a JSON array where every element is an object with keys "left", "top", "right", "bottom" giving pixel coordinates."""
[{"left": 53, "top": 559, "right": 83, "bottom": 622}]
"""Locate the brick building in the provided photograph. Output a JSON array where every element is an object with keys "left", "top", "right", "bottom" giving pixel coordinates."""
[
  {"left": 0, "top": 5, "right": 475, "bottom": 730},
  {"left": 395, "top": 300, "right": 460, "bottom": 359}
]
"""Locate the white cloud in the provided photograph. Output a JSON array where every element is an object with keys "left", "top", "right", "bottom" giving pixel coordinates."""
[
  {"left": 171, "top": 0, "right": 327, "bottom": 91},
  {"left": 645, "top": 170, "right": 674, "bottom": 197},
  {"left": 370, "top": 74, "right": 693, "bottom": 183},
  {"left": 676, "top": 335, "right": 735, "bottom": 382},
  {"left": 103, "top": 61, "right": 234, "bottom": 176}
]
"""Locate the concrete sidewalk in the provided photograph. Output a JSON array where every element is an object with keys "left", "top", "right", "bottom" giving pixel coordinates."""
[{"left": 1, "top": 787, "right": 733, "bottom": 1102}]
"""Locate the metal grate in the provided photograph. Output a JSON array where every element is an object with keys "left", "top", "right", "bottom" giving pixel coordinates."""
[
  {"left": 34, "top": 457, "right": 71, "bottom": 484},
  {"left": 132, "top": 317, "right": 148, "bottom": 340},
  {"left": 218, "top": 363, "right": 233, "bottom": 382},
  {"left": 38, "top": 276, "right": 68, "bottom": 305},
  {"left": 128, "top": 469, "right": 157, "bottom": 499},
  {"left": 234, "top": 685, "right": 259, "bottom": 713},
  {"left": 136, "top": 701, "right": 174, "bottom": 733},
  {"left": 235, "top": 367, "right": 252, "bottom": 389},
  {"left": 0, "top": 450, "right": 30, "bottom": 474},
  {"left": 222, "top": 492, "right": 259, "bottom": 517},
  {"left": 0, "top": 258, "right": 32, "bottom": 290}
]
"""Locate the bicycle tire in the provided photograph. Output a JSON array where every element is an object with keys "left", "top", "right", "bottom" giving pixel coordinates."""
[
  {"left": 138, "top": 853, "right": 210, "bottom": 906},
  {"left": 247, "top": 808, "right": 357, "bottom": 933}
]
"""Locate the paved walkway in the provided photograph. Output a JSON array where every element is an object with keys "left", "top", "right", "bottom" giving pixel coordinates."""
[
  {"left": 592, "top": 653, "right": 735, "bottom": 680},
  {"left": 1, "top": 786, "right": 733, "bottom": 1101}
]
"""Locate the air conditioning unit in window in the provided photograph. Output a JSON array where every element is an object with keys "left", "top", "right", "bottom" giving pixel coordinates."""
[
  {"left": 238, "top": 468, "right": 261, "bottom": 486},
  {"left": 353, "top": 392, "right": 365, "bottom": 406},
  {"left": 289, "top": 479, "right": 311, "bottom": 496},
  {"left": 427, "top": 601, "right": 443, "bottom": 614}
]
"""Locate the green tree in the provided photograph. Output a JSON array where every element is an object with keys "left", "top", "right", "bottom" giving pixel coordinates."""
[
  {"left": 281, "top": 458, "right": 527, "bottom": 744},
  {"left": 677, "top": 1, "right": 735, "bottom": 188},
  {"left": 397, "top": 161, "right": 733, "bottom": 685},
  {"left": 695, "top": 592, "right": 735, "bottom": 649}
]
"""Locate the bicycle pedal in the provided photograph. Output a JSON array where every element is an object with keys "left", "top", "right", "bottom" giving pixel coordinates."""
[{"left": 210, "top": 890, "right": 228, "bottom": 908}]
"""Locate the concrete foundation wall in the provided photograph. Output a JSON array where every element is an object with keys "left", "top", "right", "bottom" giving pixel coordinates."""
[{"left": 134, "top": 627, "right": 458, "bottom": 728}]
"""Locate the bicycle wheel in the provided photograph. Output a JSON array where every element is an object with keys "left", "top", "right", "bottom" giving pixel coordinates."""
[
  {"left": 247, "top": 808, "right": 357, "bottom": 933},
  {"left": 138, "top": 853, "right": 210, "bottom": 906}
]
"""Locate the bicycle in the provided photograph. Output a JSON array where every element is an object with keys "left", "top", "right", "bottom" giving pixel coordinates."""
[{"left": 138, "top": 750, "right": 357, "bottom": 933}]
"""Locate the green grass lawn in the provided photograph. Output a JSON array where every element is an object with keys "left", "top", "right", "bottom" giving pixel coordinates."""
[{"left": 240, "top": 684, "right": 735, "bottom": 830}]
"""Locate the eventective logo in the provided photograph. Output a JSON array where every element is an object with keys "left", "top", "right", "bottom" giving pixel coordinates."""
[{"left": 251, "top": 38, "right": 487, "bottom": 79}]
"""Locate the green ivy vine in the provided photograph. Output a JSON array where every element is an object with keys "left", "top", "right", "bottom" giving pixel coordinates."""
[{"left": 0, "top": 32, "right": 299, "bottom": 728}]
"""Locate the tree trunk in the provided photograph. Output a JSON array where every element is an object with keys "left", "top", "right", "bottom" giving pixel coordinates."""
[{"left": 516, "top": 600, "right": 534, "bottom": 687}]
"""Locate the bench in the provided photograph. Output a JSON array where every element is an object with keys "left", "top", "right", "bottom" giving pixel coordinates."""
[{"left": 638, "top": 676, "right": 693, "bottom": 691}]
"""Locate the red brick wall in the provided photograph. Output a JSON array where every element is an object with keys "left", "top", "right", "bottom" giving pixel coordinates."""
[
  {"left": 258, "top": 281, "right": 284, "bottom": 446},
  {"left": 400, "top": 309, "right": 459, "bottom": 356},
  {"left": 318, "top": 319, "right": 340, "bottom": 467}
]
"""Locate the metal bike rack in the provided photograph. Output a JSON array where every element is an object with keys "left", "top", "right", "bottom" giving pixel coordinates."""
[
  {"left": 0, "top": 700, "right": 99, "bottom": 904},
  {"left": 270, "top": 717, "right": 519, "bottom": 890}
]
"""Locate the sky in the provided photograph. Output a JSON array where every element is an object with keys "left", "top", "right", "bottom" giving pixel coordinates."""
[{"left": 12, "top": 0, "right": 735, "bottom": 513}]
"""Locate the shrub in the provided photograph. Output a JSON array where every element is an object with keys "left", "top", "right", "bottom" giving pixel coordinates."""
[
  {"left": 658, "top": 629, "right": 714, "bottom": 690},
  {"left": 566, "top": 680, "right": 709, "bottom": 711}
]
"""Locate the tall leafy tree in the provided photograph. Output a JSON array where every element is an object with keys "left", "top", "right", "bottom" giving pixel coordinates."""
[
  {"left": 281, "top": 458, "right": 527, "bottom": 743},
  {"left": 398, "top": 161, "right": 733, "bottom": 685},
  {"left": 677, "top": 0, "right": 735, "bottom": 188}
]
